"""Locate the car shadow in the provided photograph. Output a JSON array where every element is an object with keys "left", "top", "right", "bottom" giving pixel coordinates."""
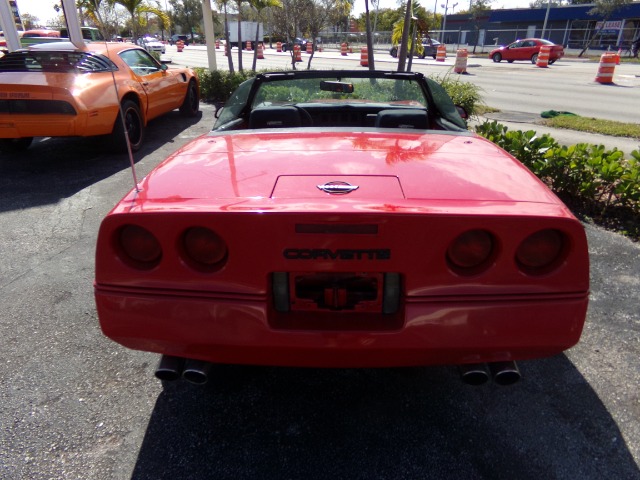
[
  {"left": 130, "top": 355, "right": 639, "bottom": 479},
  {"left": 0, "top": 106, "right": 212, "bottom": 214}
]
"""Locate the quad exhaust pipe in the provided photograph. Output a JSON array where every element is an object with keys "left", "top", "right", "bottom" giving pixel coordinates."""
[
  {"left": 156, "top": 355, "right": 520, "bottom": 386},
  {"left": 154, "top": 355, "right": 184, "bottom": 381},
  {"left": 154, "top": 355, "right": 213, "bottom": 385},
  {"left": 182, "top": 359, "right": 213, "bottom": 385},
  {"left": 460, "top": 361, "right": 521, "bottom": 386}
]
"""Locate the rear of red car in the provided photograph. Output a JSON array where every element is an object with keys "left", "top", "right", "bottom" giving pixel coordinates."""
[{"left": 94, "top": 131, "right": 589, "bottom": 381}]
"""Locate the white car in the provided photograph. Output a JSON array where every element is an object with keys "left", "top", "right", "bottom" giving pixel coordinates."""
[{"left": 137, "top": 36, "right": 166, "bottom": 54}]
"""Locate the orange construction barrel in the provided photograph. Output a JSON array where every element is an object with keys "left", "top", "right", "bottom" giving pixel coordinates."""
[
  {"left": 277, "top": 41, "right": 282, "bottom": 52},
  {"left": 176, "top": 40, "right": 184, "bottom": 52},
  {"left": 306, "top": 41, "right": 313, "bottom": 54},
  {"left": 294, "top": 44, "right": 302, "bottom": 62},
  {"left": 360, "top": 47, "right": 368, "bottom": 67},
  {"left": 257, "top": 43, "right": 264, "bottom": 59},
  {"left": 341, "top": 43, "right": 348, "bottom": 56},
  {"left": 594, "top": 53, "right": 617, "bottom": 84},
  {"left": 454, "top": 49, "right": 468, "bottom": 73},
  {"left": 245, "top": 40, "right": 252, "bottom": 51},
  {"left": 536, "top": 45, "right": 551, "bottom": 68},
  {"left": 436, "top": 44, "right": 446, "bottom": 62}
]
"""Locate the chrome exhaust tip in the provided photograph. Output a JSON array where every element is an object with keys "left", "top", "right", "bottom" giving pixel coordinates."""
[
  {"left": 459, "top": 363, "right": 490, "bottom": 386},
  {"left": 154, "top": 355, "right": 185, "bottom": 381},
  {"left": 182, "top": 359, "right": 213, "bottom": 385},
  {"left": 489, "top": 361, "right": 521, "bottom": 386}
]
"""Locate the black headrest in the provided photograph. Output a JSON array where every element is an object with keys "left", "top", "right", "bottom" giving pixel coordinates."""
[{"left": 249, "top": 106, "right": 302, "bottom": 129}]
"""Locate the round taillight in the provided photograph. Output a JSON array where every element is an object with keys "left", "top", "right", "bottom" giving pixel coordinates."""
[
  {"left": 447, "top": 229, "right": 495, "bottom": 273},
  {"left": 119, "top": 225, "right": 162, "bottom": 267},
  {"left": 182, "top": 227, "right": 227, "bottom": 269},
  {"left": 516, "top": 229, "right": 565, "bottom": 273}
]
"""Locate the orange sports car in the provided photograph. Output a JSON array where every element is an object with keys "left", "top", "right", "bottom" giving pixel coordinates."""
[{"left": 0, "top": 41, "right": 199, "bottom": 152}]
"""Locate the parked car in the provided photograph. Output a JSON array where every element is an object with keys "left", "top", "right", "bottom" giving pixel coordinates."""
[
  {"left": 137, "top": 36, "right": 166, "bottom": 54},
  {"left": 95, "top": 69, "right": 589, "bottom": 387},
  {"left": 0, "top": 41, "right": 199, "bottom": 152},
  {"left": 169, "top": 34, "right": 189, "bottom": 46},
  {"left": 389, "top": 37, "right": 441, "bottom": 59},
  {"left": 281, "top": 37, "right": 309, "bottom": 52},
  {"left": 489, "top": 38, "right": 564, "bottom": 64}
]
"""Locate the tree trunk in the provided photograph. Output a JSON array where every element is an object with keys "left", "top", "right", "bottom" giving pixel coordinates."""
[
  {"left": 397, "top": 0, "right": 412, "bottom": 72},
  {"left": 365, "top": 0, "right": 375, "bottom": 70}
]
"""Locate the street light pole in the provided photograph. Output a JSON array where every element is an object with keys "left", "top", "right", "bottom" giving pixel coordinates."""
[{"left": 440, "top": 0, "right": 458, "bottom": 43}]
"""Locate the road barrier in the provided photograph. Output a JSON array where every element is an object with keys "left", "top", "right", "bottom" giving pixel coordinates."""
[
  {"left": 176, "top": 40, "right": 184, "bottom": 52},
  {"left": 257, "top": 43, "right": 264, "bottom": 59},
  {"left": 245, "top": 40, "right": 252, "bottom": 51},
  {"left": 454, "top": 49, "right": 468, "bottom": 73},
  {"left": 341, "top": 43, "right": 348, "bottom": 56},
  {"left": 306, "top": 42, "right": 313, "bottom": 54},
  {"left": 294, "top": 44, "right": 302, "bottom": 62},
  {"left": 277, "top": 41, "right": 282, "bottom": 52},
  {"left": 436, "top": 44, "right": 446, "bottom": 62},
  {"left": 536, "top": 45, "right": 551, "bottom": 68},
  {"left": 594, "top": 53, "right": 616, "bottom": 84},
  {"left": 360, "top": 47, "right": 368, "bottom": 67}
]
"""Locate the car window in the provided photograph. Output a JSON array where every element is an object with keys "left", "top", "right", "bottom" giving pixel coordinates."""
[
  {"left": 0, "top": 51, "right": 116, "bottom": 73},
  {"left": 213, "top": 77, "right": 256, "bottom": 128},
  {"left": 119, "top": 48, "right": 162, "bottom": 76},
  {"left": 425, "top": 78, "right": 467, "bottom": 130}
]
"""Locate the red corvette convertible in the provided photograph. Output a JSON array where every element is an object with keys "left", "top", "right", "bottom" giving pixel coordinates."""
[{"left": 95, "top": 70, "right": 589, "bottom": 386}]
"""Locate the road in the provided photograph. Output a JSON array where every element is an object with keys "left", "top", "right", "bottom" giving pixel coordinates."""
[{"left": 0, "top": 58, "right": 639, "bottom": 480}]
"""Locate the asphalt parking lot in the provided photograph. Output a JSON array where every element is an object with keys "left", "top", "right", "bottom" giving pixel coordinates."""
[{"left": 1, "top": 102, "right": 639, "bottom": 479}]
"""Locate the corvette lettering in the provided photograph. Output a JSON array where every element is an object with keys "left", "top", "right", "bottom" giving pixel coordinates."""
[{"left": 283, "top": 248, "right": 391, "bottom": 260}]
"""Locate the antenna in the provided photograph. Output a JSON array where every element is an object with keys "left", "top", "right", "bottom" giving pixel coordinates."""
[{"left": 104, "top": 42, "right": 141, "bottom": 192}]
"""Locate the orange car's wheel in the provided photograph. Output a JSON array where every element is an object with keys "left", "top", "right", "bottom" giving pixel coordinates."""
[
  {"left": 0, "top": 137, "right": 33, "bottom": 152},
  {"left": 110, "top": 100, "right": 144, "bottom": 153},
  {"left": 179, "top": 80, "right": 200, "bottom": 117}
]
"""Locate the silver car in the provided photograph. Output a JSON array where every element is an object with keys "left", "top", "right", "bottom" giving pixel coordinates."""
[{"left": 137, "top": 36, "right": 166, "bottom": 54}]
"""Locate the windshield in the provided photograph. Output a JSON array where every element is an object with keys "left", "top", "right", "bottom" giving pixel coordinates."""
[
  {"left": 213, "top": 70, "right": 467, "bottom": 131},
  {"left": 251, "top": 75, "right": 427, "bottom": 108}
]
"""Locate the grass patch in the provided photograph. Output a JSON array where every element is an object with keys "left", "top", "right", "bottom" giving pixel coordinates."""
[
  {"left": 541, "top": 115, "right": 640, "bottom": 139},
  {"left": 475, "top": 104, "right": 499, "bottom": 115}
]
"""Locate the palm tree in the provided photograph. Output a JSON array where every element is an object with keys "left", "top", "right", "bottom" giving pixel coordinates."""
[
  {"left": 216, "top": 0, "right": 235, "bottom": 73},
  {"left": 250, "top": 0, "right": 282, "bottom": 71},
  {"left": 233, "top": 0, "right": 248, "bottom": 71},
  {"left": 364, "top": 0, "right": 375, "bottom": 70},
  {"left": 112, "top": 0, "right": 170, "bottom": 41}
]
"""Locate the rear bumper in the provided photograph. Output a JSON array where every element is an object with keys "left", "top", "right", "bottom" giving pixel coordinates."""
[
  {"left": 0, "top": 112, "right": 112, "bottom": 138},
  {"left": 95, "top": 286, "right": 589, "bottom": 368}
]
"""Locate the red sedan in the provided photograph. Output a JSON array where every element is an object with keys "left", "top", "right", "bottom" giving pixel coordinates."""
[
  {"left": 95, "top": 70, "right": 589, "bottom": 387},
  {"left": 489, "top": 38, "right": 564, "bottom": 64}
]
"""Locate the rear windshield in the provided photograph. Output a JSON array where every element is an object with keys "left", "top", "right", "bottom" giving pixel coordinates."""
[{"left": 0, "top": 51, "right": 116, "bottom": 73}]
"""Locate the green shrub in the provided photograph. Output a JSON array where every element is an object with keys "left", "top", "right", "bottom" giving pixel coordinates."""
[
  {"left": 429, "top": 74, "right": 483, "bottom": 117},
  {"left": 194, "top": 68, "right": 256, "bottom": 103},
  {"left": 475, "top": 120, "right": 640, "bottom": 230}
]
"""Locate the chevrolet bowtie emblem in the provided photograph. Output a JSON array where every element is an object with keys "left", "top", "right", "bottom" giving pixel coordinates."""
[{"left": 317, "top": 181, "right": 359, "bottom": 195}]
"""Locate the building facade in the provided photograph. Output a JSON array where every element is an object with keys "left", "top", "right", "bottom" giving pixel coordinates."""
[{"left": 443, "top": 2, "right": 640, "bottom": 51}]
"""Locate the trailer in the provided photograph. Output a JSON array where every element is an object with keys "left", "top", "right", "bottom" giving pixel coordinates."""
[{"left": 226, "top": 21, "right": 263, "bottom": 49}]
